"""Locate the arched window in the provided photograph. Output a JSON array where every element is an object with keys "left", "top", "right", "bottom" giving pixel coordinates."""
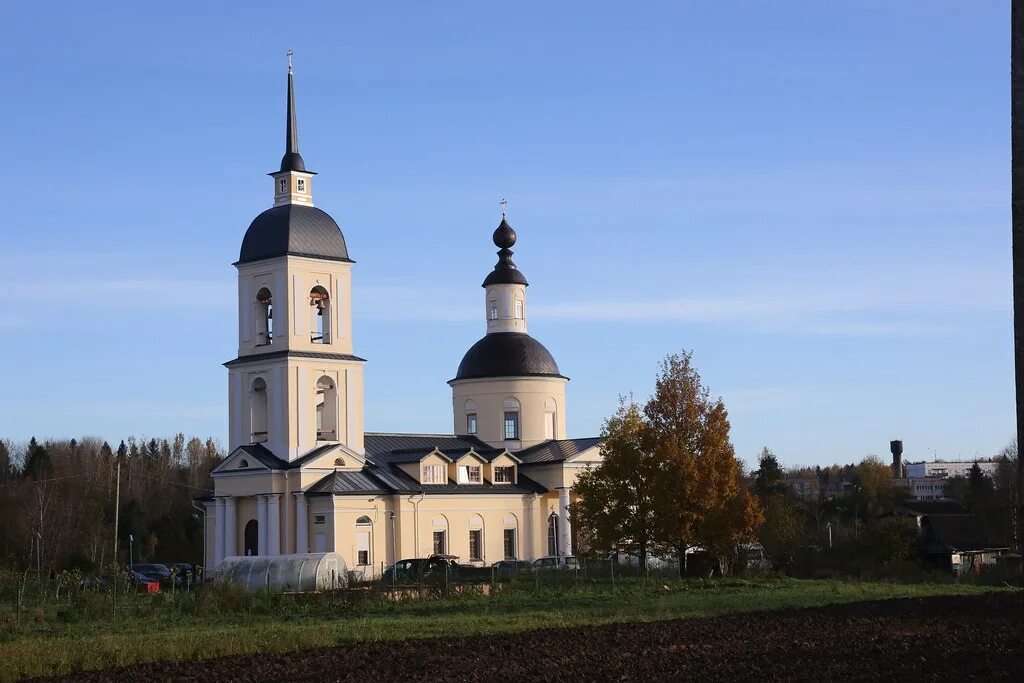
[
  {"left": 356, "top": 515, "right": 372, "bottom": 566},
  {"left": 334, "top": 457, "right": 345, "bottom": 467},
  {"left": 468, "top": 514, "right": 484, "bottom": 562},
  {"left": 544, "top": 398, "right": 557, "bottom": 440},
  {"left": 309, "top": 286, "right": 331, "bottom": 344},
  {"left": 250, "top": 377, "right": 268, "bottom": 443},
  {"left": 547, "top": 513, "right": 559, "bottom": 557},
  {"left": 244, "top": 519, "right": 259, "bottom": 556},
  {"left": 503, "top": 515, "right": 518, "bottom": 560},
  {"left": 503, "top": 398, "right": 520, "bottom": 441},
  {"left": 315, "top": 376, "right": 338, "bottom": 441},
  {"left": 239, "top": 459, "right": 249, "bottom": 468},
  {"left": 464, "top": 400, "right": 478, "bottom": 435},
  {"left": 256, "top": 288, "right": 273, "bottom": 346}
]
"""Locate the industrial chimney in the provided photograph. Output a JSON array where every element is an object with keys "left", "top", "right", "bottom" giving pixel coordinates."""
[{"left": 890, "top": 440, "right": 904, "bottom": 479}]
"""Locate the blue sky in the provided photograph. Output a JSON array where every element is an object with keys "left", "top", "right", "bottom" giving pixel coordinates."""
[{"left": 0, "top": 1, "right": 1011, "bottom": 468}]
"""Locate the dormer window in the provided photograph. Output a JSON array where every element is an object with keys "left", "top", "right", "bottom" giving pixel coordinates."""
[
  {"left": 494, "top": 466, "right": 514, "bottom": 484},
  {"left": 458, "top": 464, "right": 482, "bottom": 484},
  {"left": 297, "top": 178, "right": 306, "bottom": 192},
  {"left": 422, "top": 464, "right": 445, "bottom": 484}
]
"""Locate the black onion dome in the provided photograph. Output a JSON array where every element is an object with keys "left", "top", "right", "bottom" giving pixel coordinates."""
[
  {"left": 492, "top": 218, "right": 516, "bottom": 249},
  {"left": 482, "top": 218, "right": 529, "bottom": 287},
  {"left": 239, "top": 204, "right": 352, "bottom": 264},
  {"left": 454, "top": 332, "right": 565, "bottom": 381}
]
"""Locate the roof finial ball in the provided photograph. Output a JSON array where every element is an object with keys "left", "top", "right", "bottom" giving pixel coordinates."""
[{"left": 493, "top": 199, "right": 517, "bottom": 249}]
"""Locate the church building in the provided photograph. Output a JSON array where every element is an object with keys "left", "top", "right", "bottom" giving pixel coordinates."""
[{"left": 204, "top": 59, "right": 603, "bottom": 576}]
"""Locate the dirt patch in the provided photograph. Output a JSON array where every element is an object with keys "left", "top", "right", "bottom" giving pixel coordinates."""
[{"left": 43, "top": 593, "right": 1024, "bottom": 681}]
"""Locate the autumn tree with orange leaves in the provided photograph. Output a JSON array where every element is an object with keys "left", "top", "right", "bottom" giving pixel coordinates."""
[{"left": 572, "top": 351, "right": 762, "bottom": 575}]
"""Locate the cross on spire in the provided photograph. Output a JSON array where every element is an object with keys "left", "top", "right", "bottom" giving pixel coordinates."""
[{"left": 500, "top": 198, "right": 508, "bottom": 219}]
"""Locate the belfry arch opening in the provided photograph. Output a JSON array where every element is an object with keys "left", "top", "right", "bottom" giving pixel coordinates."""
[
  {"left": 250, "top": 377, "right": 268, "bottom": 443},
  {"left": 309, "top": 286, "right": 331, "bottom": 344},
  {"left": 256, "top": 288, "right": 273, "bottom": 346},
  {"left": 315, "top": 375, "right": 338, "bottom": 442}
]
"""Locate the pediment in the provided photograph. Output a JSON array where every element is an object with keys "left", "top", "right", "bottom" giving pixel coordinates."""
[
  {"left": 297, "top": 442, "right": 366, "bottom": 471},
  {"left": 211, "top": 447, "right": 276, "bottom": 475}
]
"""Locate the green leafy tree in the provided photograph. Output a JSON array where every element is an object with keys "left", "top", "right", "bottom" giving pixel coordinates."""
[{"left": 752, "top": 447, "right": 785, "bottom": 500}]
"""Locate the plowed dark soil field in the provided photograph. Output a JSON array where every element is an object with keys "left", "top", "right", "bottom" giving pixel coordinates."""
[{"left": 46, "top": 593, "right": 1023, "bottom": 682}]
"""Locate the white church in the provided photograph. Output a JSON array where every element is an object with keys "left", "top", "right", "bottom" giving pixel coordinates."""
[{"left": 203, "top": 59, "right": 603, "bottom": 575}]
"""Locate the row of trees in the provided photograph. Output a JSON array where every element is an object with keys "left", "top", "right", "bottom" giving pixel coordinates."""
[
  {"left": 571, "top": 352, "right": 762, "bottom": 573},
  {"left": 570, "top": 349, "right": 1019, "bottom": 577},
  {"left": 0, "top": 435, "right": 222, "bottom": 572}
]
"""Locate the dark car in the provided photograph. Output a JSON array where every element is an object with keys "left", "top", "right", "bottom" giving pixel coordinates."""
[
  {"left": 382, "top": 555, "right": 459, "bottom": 584},
  {"left": 491, "top": 559, "right": 532, "bottom": 575},
  {"left": 130, "top": 563, "right": 172, "bottom": 586}
]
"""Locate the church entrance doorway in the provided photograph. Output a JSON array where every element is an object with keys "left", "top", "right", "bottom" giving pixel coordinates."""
[{"left": 244, "top": 519, "right": 259, "bottom": 556}]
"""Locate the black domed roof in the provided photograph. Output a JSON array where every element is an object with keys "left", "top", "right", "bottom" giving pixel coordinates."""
[
  {"left": 453, "top": 332, "right": 565, "bottom": 381},
  {"left": 239, "top": 204, "right": 352, "bottom": 265}
]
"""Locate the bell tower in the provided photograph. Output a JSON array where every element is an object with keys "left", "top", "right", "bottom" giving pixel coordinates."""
[{"left": 225, "top": 54, "right": 366, "bottom": 461}]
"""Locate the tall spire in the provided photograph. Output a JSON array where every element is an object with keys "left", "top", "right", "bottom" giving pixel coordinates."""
[{"left": 280, "top": 50, "right": 306, "bottom": 172}]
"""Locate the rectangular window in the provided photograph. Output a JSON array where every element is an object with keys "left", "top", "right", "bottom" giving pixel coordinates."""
[
  {"left": 489, "top": 302, "right": 498, "bottom": 320},
  {"left": 357, "top": 550, "right": 369, "bottom": 565},
  {"left": 494, "top": 466, "right": 514, "bottom": 483},
  {"left": 469, "top": 529, "right": 482, "bottom": 561},
  {"left": 503, "top": 528, "right": 516, "bottom": 559},
  {"left": 278, "top": 178, "right": 287, "bottom": 193},
  {"left": 297, "top": 178, "right": 306, "bottom": 192},
  {"left": 545, "top": 412, "right": 556, "bottom": 440},
  {"left": 467, "top": 413, "right": 478, "bottom": 434},
  {"left": 468, "top": 465, "right": 481, "bottom": 483},
  {"left": 314, "top": 514, "right": 326, "bottom": 525},
  {"left": 432, "top": 530, "right": 446, "bottom": 555},
  {"left": 422, "top": 464, "right": 445, "bottom": 484},
  {"left": 514, "top": 300, "right": 523, "bottom": 319},
  {"left": 504, "top": 411, "right": 519, "bottom": 440}
]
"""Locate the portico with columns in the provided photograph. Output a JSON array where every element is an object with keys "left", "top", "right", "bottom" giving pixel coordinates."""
[{"left": 201, "top": 56, "right": 602, "bottom": 576}]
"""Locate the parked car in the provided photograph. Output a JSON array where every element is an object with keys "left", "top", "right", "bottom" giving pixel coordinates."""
[
  {"left": 131, "top": 570, "right": 161, "bottom": 592},
  {"left": 532, "top": 556, "right": 580, "bottom": 570},
  {"left": 491, "top": 559, "right": 532, "bottom": 575},
  {"left": 381, "top": 555, "right": 460, "bottom": 583},
  {"left": 130, "top": 563, "right": 172, "bottom": 587}
]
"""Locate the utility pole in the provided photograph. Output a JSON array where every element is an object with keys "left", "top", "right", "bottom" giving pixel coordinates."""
[
  {"left": 1013, "top": 0, "right": 1024, "bottom": 551},
  {"left": 113, "top": 460, "right": 121, "bottom": 563}
]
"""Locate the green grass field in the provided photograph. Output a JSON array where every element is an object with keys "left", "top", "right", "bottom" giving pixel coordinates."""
[{"left": 0, "top": 579, "right": 1011, "bottom": 681}]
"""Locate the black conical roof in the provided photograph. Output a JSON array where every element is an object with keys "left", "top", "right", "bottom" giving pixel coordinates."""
[{"left": 280, "top": 58, "right": 306, "bottom": 172}]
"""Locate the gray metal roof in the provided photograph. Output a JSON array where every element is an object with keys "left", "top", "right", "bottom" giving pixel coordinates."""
[
  {"left": 224, "top": 349, "right": 367, "bottom": 368},
  {"left": 238, "top": 204, "right": 352, "bottom": 265},
  {"left": 363, "top": 433, "right": 491, "bottom": 457},
  {"left": 305, "top": 469, "right": 391, "bottom": 496},
  {"left": 516, "top": 437, "right": 603, "bottom": 465}
]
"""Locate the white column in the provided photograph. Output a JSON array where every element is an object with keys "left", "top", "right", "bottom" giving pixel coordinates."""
[
  {"left": 223, "top": 496, "right": 237, "bottom": 558},
  {"left": 267, "top": 494, "right": 282, "bottom": 555},
  {"left": 257, "top": 495, "right": 269, "bottom": 556},
  {"left": 214, "top": 497, "right": 226, "bottom": 567},
  {"left": 558, "top": 488, "right": 572, "bottom": 557},
  {"left": 294, "top": 492, "right": 309, "bottom": 554}
]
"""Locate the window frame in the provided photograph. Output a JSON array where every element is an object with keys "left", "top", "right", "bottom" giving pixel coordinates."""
[
  {"left": 422, "top": 463, "right": 446, "bottom": 484},
  {"left": 467, "top": 413, "right": 478, "bottom": 434},
  {"left": 514, "top": 299, "right": 524, "bottom": 319},
  {"left": 494, "top": 465, "right": 514, "bottom": 484},
  {"left": 504, "top": 411, "right": 520, "bottom": 440},
  {"left": 503, "top": 528, "right": 516, "bottom": 560},
  {"left": 468, "top": 529, "right": 482, "bottom": 561},
  {"left": 432, "top": 530, "right": 446, "bottom": 555}
]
